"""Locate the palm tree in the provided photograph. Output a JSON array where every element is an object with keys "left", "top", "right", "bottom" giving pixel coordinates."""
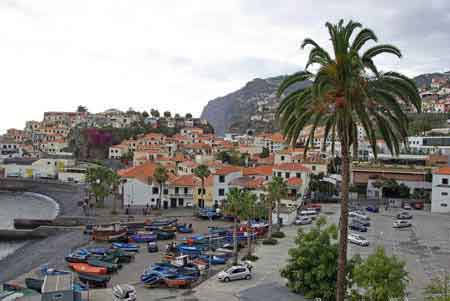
[
  {"left": 266, "top": 176, "right": 288, "bottom": 235},
  {"left": 225, "top": 188, "right": 250, "bottom": 265},
  {"left": 193, "top": 164, "right": 211, "bottom": 208},
  {"left": 277, "top": 20, "right": 421, "bottom": 300},
  {"left": 154, "top": 165, "right": 168, "bottom": 209},
  {"left": 243, "top": 192, "right": 257, "bottom": 258}
]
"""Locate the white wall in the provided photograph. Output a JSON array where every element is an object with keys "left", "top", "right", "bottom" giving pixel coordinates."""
[
  {"left": 431, "top": 174, "right": 450, "bottom": 213},
  {"left": 213, "top": 171, "right": 242, "bottom": 205},
  {"left": 123, "top": 178, "right": 160, "bottom": 207}
]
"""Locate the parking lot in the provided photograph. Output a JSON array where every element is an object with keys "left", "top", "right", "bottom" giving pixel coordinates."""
[{"left": 326, "top": 204, "right": 450, "bottom": 299}]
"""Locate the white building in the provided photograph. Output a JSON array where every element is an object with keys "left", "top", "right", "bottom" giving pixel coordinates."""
[
  {"left": 212, "top": 166, "right": 242, "bottom": 207},
  {"left": 272, "top": 163, "right": 311, "bottom": 199},
  {"left": 431, "top": 167, "right": 450, "bottom": 213}
]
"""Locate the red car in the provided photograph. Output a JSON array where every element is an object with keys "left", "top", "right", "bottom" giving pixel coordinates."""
[{"left": 412, "top": 202, "right": 424, "bottom": 210}]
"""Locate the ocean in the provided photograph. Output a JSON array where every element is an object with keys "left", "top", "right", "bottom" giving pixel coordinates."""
[{"left": 0, "top": 191, "right": 59, "bottom": 260}]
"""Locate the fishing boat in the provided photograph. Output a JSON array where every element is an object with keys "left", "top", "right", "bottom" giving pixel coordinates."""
[
  {"left": 199, "top": 254, "right": 227, "bottom": 265},
  {"left": 87, "top": 259, "right": 120, "bottom": 273},
  {"left": 85, "top": 247, "right": 110, "bottom": 255},
  {"left": 177, "top": 224, "right": 193, "bottom": 233},
  {"left": 68, "top": 262, "right": 108, "bottom": 275},
  {"left": 156, "top": 230, "right": 175, "bottom": 240},
  {"left": 78, "top": 272, "right": 111, "bottom": 288},
  {"left": 108, "top": 249, "right": 134, "bottom": 263},
  {"left": 92, "top": 223, "right": 127, "bottom": 242},
  {"left": 25, "top": 278, "right": 43, "bottom": 293},
  {"left": 111, "top": 243, "right": 139, "bottom": 252},
  {"left": 163, "top": 275, "right": 195, "bottom": 288},
  {"left": 140, "top": 272, "right": 162, "bottom": 285},
  {"left": 177, "top": 245, "right": 202, "bottom": 256},
  {"left": 129, "top": 231, "right": 157, "bottom": 243},
  {"left": 65, "top": 249, "right": 90, "bottom": 263}
]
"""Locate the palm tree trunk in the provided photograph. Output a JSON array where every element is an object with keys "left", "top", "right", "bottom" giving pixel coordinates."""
[
  {"left": 336, "top": 144, "right": 350, "bottom": 301},
  {"left": 268, "top": 201, "right": 273, "bottom": 239},
  {"left": 159, "top": 183, "right": 163, "bottom": 209},
  {"left": 201, "top": 178, "right": 205, "bottom": 208},
  {"left": 276, "top": 199, "right": 281, "bottom": 232},
  {"left": 233, "top": 216, "right": 238, "bottom": 265},
  {"left": 247, "top": 221, "right": 252, "bottom": 257}
]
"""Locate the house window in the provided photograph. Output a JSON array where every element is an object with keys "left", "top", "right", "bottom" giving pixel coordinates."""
[
  {"left": 198, "top": 188, "right": 202, "bottom": 194},
  {"left": 441, "top": 192, "right": 448, "bottom": 196},
  {"left": 163, "top": 189, "right": 168, "bottom": 195},
  {"left": 277, "top": 172, "right": 282, "bottom": 177},
  {"left": 296, "top": 173, "right": 301, "bottom": 178},
  {"left": 281, "top": 155, "right": 285, "bottom": 161},
  {"left": 442, "top": 178, "right": 449, "bottom": 185},
  {"left": 218, "top": 189, "right": 225, "bottom": 196},
  {"left": 285, "top": 172, "right": 290, "bottom": 178},
  {"left": 219, "top": 175, "right": 225, "bottom": 183},
  {"left": 184, "top": 187, "right": 188, "bottom": 194},
  {"left": 441, "top": 203, "right": 448, "bottom": 207},
  {"left": 152, "top": 187, "right": 159, "bottom": 194},
  {"left": 312, "top": 166, "right": 316, "bottom": 171}
]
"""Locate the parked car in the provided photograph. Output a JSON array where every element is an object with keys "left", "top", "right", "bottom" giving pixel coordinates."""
[
  {"left": 348, "top": 234, "right": 369, "bottom": 246},
  {"left": 396, "top": 212, "right": 413, "bottom": 220},
  {"left": 306, "top": 203, "right": 322, "bottom": 212},
  {"left": 299, "top": 209, "right": 318, "bottom": 216},
  {"left": 349, "top": 211, "right": 370, "bottom": 220},
  {"left": 351, "top": 218, "right": 370, "bottom": 227},
  {"left": 402, "top": 203, "right": 412, "bottom": 210},
  {"left": 113, "top": 284, "right": 136, "bottom": 301},
  {"left": 147, "top": 242, "right": 158, "bottom": 253},
  {"left": 217, "top": 266, "right": 252, "bottom": 282},
  {"left": 294, "top": 216, "right": 312, "bottom": 225},
  {"left": 412, "top": 202, "right": 424, "bottom": 210},
  {"left": 366, "top": 206, "right": 379, "bottom": 213},
  {"left": 393, "top": 220, "right": 412, "bottom": 228},
  {"left": 349, "top": 222, "right": 368, "bottom": 232}
]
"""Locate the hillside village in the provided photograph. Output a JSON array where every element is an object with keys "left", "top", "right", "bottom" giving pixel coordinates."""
[{"left": 1, "top": 97, "right": 450, "bottom": 216}]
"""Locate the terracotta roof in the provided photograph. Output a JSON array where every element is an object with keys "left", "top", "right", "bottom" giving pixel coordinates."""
[
  {"left": 281, "top": 147, "right": 305, "bottom": 154},
  {"left": 229, "top": 177, "right": 265, "bottom": 189},
  {"left": 433, "top": 167, "right": 450, "bottom": 175},
  {"left": 214, "top": 166, "right": 242, "bottom": 175},
  {"left": 169, "top": 175, "right": 201, "bottom": 187},
  {"left": 173, "top": 153, "right": 185, "bottom": 162},
  {"left": 286, "top": 177, "right": 303, "bottom": 186},
  {"left": 117, "top": 162, "right": 158, "bottom": 183},
  {"left": 180, "top": 160, "right": 199, "bottom": 168},
  {"left": 274, "top": 163, "right": 311, "bottom": 172},
  {"left": 243, "top": 165, "right": 273, "bottom": 176}
]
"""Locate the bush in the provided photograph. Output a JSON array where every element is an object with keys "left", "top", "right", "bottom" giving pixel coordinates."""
[
  {"left": 262, "top": 238, "right": 278, "bottom": 245},
  {"left": 242, "top": 255, "right": 259, "bottom": 261},
  {"left": 272, "top": 231, "right": 285, "bottom": 238}
]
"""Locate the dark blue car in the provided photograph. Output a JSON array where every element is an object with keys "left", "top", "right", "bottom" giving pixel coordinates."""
[
  {"left": 349, "top": 223, "right": 368, "bottom": 232},
  {"left": 366, "top": 206, "right": 379, "bottom": 213},
  {"left": 352, "top": 219, "right": 371, "bottom": 227}
]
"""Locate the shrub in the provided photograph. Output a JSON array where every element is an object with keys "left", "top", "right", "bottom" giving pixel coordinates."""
[
  {"left": 242, "top": 255, "right": 259, "bottom": 261},
  {"left": 262, "top": 238, "right": 278, "bottom": 245},
  {"left": 272, "top": 231, "right": 285, "bottom": 238}
]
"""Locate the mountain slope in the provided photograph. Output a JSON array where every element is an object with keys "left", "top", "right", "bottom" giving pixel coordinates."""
[{"left": 201, "top": 71, "right": 449, "bottom": 136}]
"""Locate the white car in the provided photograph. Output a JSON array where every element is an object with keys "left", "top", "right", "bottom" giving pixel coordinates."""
[
  {"left": 294, "top": 216, "right": 312, "bottom": 225},
  {"left": 349, "top": 211, "right": 370, "bottom": 220},
  {"left": 393, "top": 220, "right": 412, "bottom": 228},
  {"left": 348, "top": 234, "right": 369, "bottom": 246},
  {"left": 299, "top": 209, "right": 318, "bottom": 216},
  {"left": 217, "top": 266, "right": 252, "bottom": 282}
]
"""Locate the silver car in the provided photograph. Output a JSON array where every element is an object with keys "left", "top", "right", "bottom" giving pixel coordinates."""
[{"left": 217, "top": 266, "right": 252, "bottom": 282}]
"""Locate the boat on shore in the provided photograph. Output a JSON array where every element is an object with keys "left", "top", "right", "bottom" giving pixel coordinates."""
[
  {"left": 68, "top": 262, "right": 108, "bottom": 275},
  {"left": 92, "top": 223, "right": 127, "bottom": 242},
  {"left": 78, "top": 272, "right": 111, "bottom": 288},
  {"left": 25, "top": 278, "right": 43, "bottom": 293}
]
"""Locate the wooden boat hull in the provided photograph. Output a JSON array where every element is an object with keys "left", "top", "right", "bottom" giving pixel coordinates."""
[
  {"left": 92, "top": 229, "right": 127, "bottom": 242},
  {"left": 68, "top": 262, "right": 108, "bottom": 275}
]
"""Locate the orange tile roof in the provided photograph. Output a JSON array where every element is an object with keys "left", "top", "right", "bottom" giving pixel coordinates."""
[
  {"left": 433, "top": 167, "right": 450, "bottom": 175},
  {"left": 229, "top": 177, "right": 265, "bottom": 189},
  {"left": 287, "top": 177, "right": 303, "bottom": 186},
  {"left": 214, "top": 166, "right": 242, "bottom": 175},
  {"left": 274, "top": 163, "right": 311, "bottom": 172},
  {"left": 173, "top": 153, "right": 185, "bottom": 162},
  {"left": 169, "top": 175, "right": 201, "bottom": 186},
  {"left": 117, "top": 162, "right": 158, "bottom": 183},
  {"left": 243, "top": 165, "right": 273, "bottom": 176},
  {"left": 180, "top": 160, "right": 199, "bottom": 168}
]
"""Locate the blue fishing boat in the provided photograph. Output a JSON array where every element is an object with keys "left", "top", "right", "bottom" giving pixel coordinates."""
[
  {"left": 111, "top": 243, "right": 139, "bottom": 252},
  {"left": 177, "top": 245, "right": 202, "bottom": 256},
  {"left": 85, "top": 247, "right": 109, "bottom": 255},
  {"left": 65, "top": 249, "right": 90, "bottom": 263},
  {"left": 177, "top": 224, "right": 193, "bottom": 233},
  {"left": 140, "top": 272, "right": 162, "bottom": 285},
  {"left": 199, "top": 254, "right": 227, "bottom": 265},
  {"left": 130, "top": 232, "right": 157, "bottom": 243}
]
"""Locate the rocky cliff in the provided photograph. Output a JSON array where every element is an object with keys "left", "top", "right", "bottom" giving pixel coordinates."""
[{"left": 201, "top": 72, "right": 449, "bottom": 136}]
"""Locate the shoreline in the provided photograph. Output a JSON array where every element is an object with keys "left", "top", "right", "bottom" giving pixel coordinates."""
[{"left": 0, "top": 184, "right": 87, "bottom": 283}]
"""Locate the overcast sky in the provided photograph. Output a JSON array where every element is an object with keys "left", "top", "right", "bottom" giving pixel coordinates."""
[{"left": 0, "top": 0, "right": 449, "bottom": 133}]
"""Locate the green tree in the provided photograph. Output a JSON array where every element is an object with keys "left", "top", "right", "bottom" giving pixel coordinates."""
[
  {"left": 351, "top": 247, "right": 408, "bottom": 300},
  {"left": 77, "top": 105, "right": 88, "bottom": 113},
  {"left": 260, "top": 147, "right": 270, "bottom": 158},
  {"left": 193, "top": 164, "right": 211, "bottom": 208},
  {"left": 266, "top": 176, "right": 288, "bottom": 235},
  {"left": 86, "top": 166, "right": 118, "bottom": 207},
  {"left": 242, "top": 193, "right": 257, "bottom": 258},
  {"left": 142, "top": 111, "right": 149, "bottom": 118},
  {"left": 281, "top": 217, "right": 339, "bottom": 299},
  {"left": 174, "top": 113, "right": 181, "bottom": 118},
  {"left": 216, "top": 151, "right": 231, "bottom": 163},
  {"left": 185, "top": 113, "right": 193, "bottom": 119},
  {"left": 154, "top": 165, "right": 168, "bottom": 209},
  {"left": 163, "top": 111, "right": 172, "bottom": 118},
  {"left": 150, "top": 109, "right": 160, "bottom": 118},
  {"left": 225, "top": 188, "right": 251, "bottom": 265},
  {"left": 277, "top": 19, "right": 420, "bottom": 300},
  {"left": 424, "top": 273, "right": 450, "bottom": 300}
]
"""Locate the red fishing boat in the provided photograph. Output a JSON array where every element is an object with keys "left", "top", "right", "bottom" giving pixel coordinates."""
[{"left": 68, "top": 263, "right": 108, "bottom": 275}]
